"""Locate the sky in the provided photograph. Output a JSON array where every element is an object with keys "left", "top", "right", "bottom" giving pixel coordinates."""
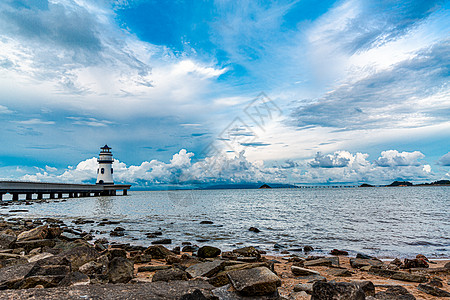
[{"left": 0, "top": 0, "right": 449, "bottom": 187}]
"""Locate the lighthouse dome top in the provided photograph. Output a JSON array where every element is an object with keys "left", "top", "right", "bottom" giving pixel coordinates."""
[{"left": 100, "top": 145, "right": 112, "bottom": 153}]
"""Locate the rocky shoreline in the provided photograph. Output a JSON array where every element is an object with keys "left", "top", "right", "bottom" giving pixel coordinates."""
[{"left": 0, "top": 217, "right": 448, "bottom": 299}]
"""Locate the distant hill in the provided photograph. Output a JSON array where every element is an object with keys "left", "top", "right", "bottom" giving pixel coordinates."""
[
  {"left": 259, "top": 184, "right": 271, "bottom": 189},
  {"left": 387, "top": 181, "right": 413, "bottom": 187},
  {"left": 201, "top": 183, "right": 298, "bottom": 190},
  {"left": 359, "top": 183, "right": 374, "bottom": 187}
]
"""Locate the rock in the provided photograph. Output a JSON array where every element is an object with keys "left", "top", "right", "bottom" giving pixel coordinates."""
[
  {"left": 137, "top": 265, "right": 171, "bottom": 272},
  {"left": 26, "top": 264, "right": 71, "bottom": 277},
  {"left": 110, "top": 231, "right": 124, "bottom": 237},
  {"left": 182, "top": 245, "right": 198, "bottom": 253},
  {"left": 390, "top": 258, "right": 402, "bottom": 266},
  {"left": 186, "top": 260, "right": 223, "bottom": 278},
  {"left": 17, "top": 225, "right": 49, "bottom": 241},
  {"left": 390, "top": 271, "right": 428, "bottom": 282},
  {"left": 107, "top": 257, "right": 134, "bottom": 284},
  {"left": 293, "top": 283, "right": 313, "bottom": 293},
  {"left": 0, "top": 257, "right": 29, "bottom": 268},
  {"left": 108, "top": 248, "right": 127, "bottom": 259},
  {"left": 311, "top": 281, "right": 365, "bottom": 300},
  {"left": 330, "top": 249, "right": 349, "bottom": 256},
  {"left": 179, "top": 289, "right": 208, "bottom": 300},
  {"left": 0, "top": 263, "right": 34, "bottom": 289},
  {"left": 131, "top": 254, "right": 152, "bottom": 264},
  {"left": 197, "top": 246, "right": 221, "bottom": 258},
  {"left": 304, "top": 258, "right": 334, "bottom": 267},
  {"left": 227, "top": 267, "right": 281, "bottom": 296},
  {"left": 303, "top": 246, "right": 314, "bottom": 253},
  {"left": 417, "top": 283, "right": 450, "bottom": 297},
  {"left": 350, "top": 258, "right": 383, "bottom": 269},
  {"left": 79, "top": 261, "right": 104, "bottom": 275},
  {"left": 209, "top": 262, "right": 275, "bottom": 287},
  {"left": 428, "top": 278, "right": 443, "bottom": 287},
  {"left": 58, "top": 271, "right": 90, "bottom": 286},
  {"left": 47, "top": 227, "right": 63, "bottom": 239},
  {"left": 444, "top": 261, "right": 450, "bottom": 269},
  {"left": 172, "top": 246, "right": 181, "bottom": 255},
  {"left": 0, "top": 233, "right": 16, "bottom": 249},
  {"left": 15, "top": 239, "right": 56, "bottom": 252},
  {"left": 28, "top": 252, "right": 54, "bottom": 263},
  {"left": 200, "top": 221, "right": 214, "bottom": 224},
  {"left": 58, "top": 245, "right": 99, "bottom": 270},
  {"left": 356, "top": 253, "right": 373, "bottom": 259},
  {"left": 152, "top": 268, "right": 189, "bottom": 282},
  {"left": 17, "top": 275, "right": 64, "bottom": 289},
  {"left": 249, "top": 227, "right": 260, "bottom": 233},
  {"left": 232, "top": 246, "right": 261, "bottom": 259},
  {"left": 401, "top": 258, "right": 428, "bottom": 269},
  {"left": 374, "top": 286, "right": 416, "bottom": 300},
  {"left": 144, "top": 245, "right": 174, "bottom": 259},
  {"left": 212, "top": 284, "right": 281, "bottom": 299},
  {"left": 151, "top": 239, "right": 172, "bottom": 245},
  {"left": 291, "top": 266, "right": 321, "bottom": 276},
  {"left": 354, "top": 281, "right": 375, "bottom": 297},
  {"left": 326, "top": 268, "right": 353, "bottom": 277}
]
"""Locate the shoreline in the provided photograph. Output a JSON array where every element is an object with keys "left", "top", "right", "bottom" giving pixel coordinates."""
[{"left": 0, "top": 216, "right": 448, "bottom": 299}]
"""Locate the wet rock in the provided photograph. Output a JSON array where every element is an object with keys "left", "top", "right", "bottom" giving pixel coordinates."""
[
  {"left": 356, "top": 253, "right": 373, "bottom": 259},
  {"left": 166, "top": 255, "right": 182, "bottom": 265},
  {"left": 249, "top": 227, "right": 260, "bottom": 233},
  {"left": 182, "top": 245, "right": 198, "bottom": 253},
  {"left": 350, "top": 258, "right": 383, "bottom": 269},
  {"left": 137, "top": 265, "right": 171, "bottom": 272},
  {"left": 186, "top": 260, "right": 223, "bottom": 278},
  {"left": 303, "top": 246, "right": 314, "bottom": 253},
  {"left": 110, "top": 231, "right": 124, "bottom": 237},
  {"left": 151, "top": 239, "right": 172, "bottom": 245},
  {"left": 143, "top": 245, "right": 174, "bottom": 259},
  {"left": 232, "top": 246, "right": 261, "bottom": 259},
  {"left": 390, "top": 258, "right": 402, "bottom": 266},
  {"left": 417, "top": 283, "right": 450, "bottom": 297},
  {"left": 330, "top": 249, "right": 348, "bottom": 256},
  {"left": 17, "top": 225, "right": 49, "bottom": 242},
  {"left": 108, "top": 248, "right": 127, "bottom": 259},
  {"left": 131, "top": 254, "right": 152, "bottom": 264},
  {"left": 291, "top": 266, "right": 321, "bottom": 276},
  {"left": 200, "top": 221, "right": 214, "bottom": 224},
  {"left": 107, "top": 257, "right": 134, "bottom": 284},
  {"left": 374, "top": 286, "right": 416, "bottom": 300},
  {"left": 58, "top": 271, "right": 90, "bottom": 286},
  {"left": 197, "top": 246, "right": 221, "bottom": 258},
  {"left": 227, "top": 267, "right": 281, "bottom": 296},
  {"left": 311, "top": 281, "right": 366, "bottom": 300},
  {"left": 0, "top": 233, "right": 16, "bottom": 249},
  {"left": 152, "top": 268, "right": 189, "bottom": 282},
  {"left": 172, "top": 246, "right": 181, "bottom": 255}
]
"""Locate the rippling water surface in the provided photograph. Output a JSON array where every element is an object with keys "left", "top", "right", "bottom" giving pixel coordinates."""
[{"left": 4, "top": 187, "right": 450, "bottom": 258}]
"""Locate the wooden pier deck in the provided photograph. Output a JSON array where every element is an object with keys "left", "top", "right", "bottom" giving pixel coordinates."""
[{"left": 0, "top": 181, "right": 131, "bottom": 201}]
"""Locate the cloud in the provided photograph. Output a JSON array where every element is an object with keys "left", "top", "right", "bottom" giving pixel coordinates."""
[
  {"left": 375, "top": 150, "right": 425, "bottom": 167},
  {"left": 67, "top": 116, "right": 114, "bottom": 127},
  {"left": 0, "top": 105, "right": 12, "bottom": 114},
  {"left": 20, "top": 148, "right": 436, "bottom": 187},
  {"left": 14, "top": 118, "right": 55, "bottom": 125},
  {"left": 438, "top": 152, "right": 450, "bottom": 166},
  {"left": 309, "top": 151, "right": 352, "bottom": 168},
  {"left": 291, "top": 39, "right": 450, "bottom": 130}
]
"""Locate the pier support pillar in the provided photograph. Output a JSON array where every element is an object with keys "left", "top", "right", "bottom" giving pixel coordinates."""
[
  {"left": 37, "top": 193, "right": 43, "bottom": 200},
  {"left": 12, "top": 193, "right": 19, "bottom": 201},
  {"left": 57, "top": 193, "right": 63, "bottom": 199},
  {"left": 123, "top": 189, "right": 127, "bottom": 196},
  {"left": 0, "top": 193, "right": 3, "bottom": 201},
  {"left": 26, "top": 193, "right": 32, "bottom": 201},
  {"left": 49, "top": 193, "right": 55, "bottom": 199}
]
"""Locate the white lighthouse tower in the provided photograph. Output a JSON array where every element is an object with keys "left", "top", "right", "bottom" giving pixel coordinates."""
[{"left": 96, "top": 145, "right": 114, "bottom": 184}]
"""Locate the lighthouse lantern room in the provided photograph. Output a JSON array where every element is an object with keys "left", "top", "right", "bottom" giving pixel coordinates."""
[{"left": 96, "top": 145, "right": 114, "bottom": 184}]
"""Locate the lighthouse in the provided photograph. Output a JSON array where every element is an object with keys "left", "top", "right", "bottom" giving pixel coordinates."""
[{"left": 96, "top": 145, "right": 114, "bottom": 185}]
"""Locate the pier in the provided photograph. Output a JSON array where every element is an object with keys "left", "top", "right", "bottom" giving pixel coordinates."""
[{"left": 0, "top": 181, "right": 131, "bottom": 201}]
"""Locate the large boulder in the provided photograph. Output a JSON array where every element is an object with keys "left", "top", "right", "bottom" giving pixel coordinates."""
[
  {"left": 311, "top": 281, "right": 366, "bottom": 300},
  {"left": 15, "top": 239, "right": 56, "bottom": 252},
  {"left": 417, "top": 283, "right": 450, "bottom": 297},
  {"left": 350, "top": 258, "right": 383, "bottom": 269},
  {"left": 58, "top": 245, "right": 99, "bottom": 270},
  {"left": 374, "top": 286, "right": 416, "bottom": 299},
  {"left": 0, "top": 263, "right": 35, "bottom": 289},
  {"left": 227, "top": 266, "right": 281, "bottom": 296},
  {"left": 390, "top": 271, "right": 427, "bottom": 283},
  {"left": 197, "top": 246, "right": 221, "bottom": 258},
  {"left": 58, "top": 272, "right": 90, "bottom": 287},
  {"left": 232, "top": 247, "right": 261, "bottom": 259},
  {"left": 107, "top": 257, "right": 134, "bottom": 284},
  {"left": 144, "top": 245, "right": 174, "bottom": 259},
  {"left": 291, "top": 266, "right": 321, "bottom": 276},
  {"left": 17, "top": 225, "right": 49, "bottom": 242}
]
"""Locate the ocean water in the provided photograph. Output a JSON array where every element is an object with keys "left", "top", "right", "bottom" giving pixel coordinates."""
[{"left": 2, "top": 187, "right": 449, "bottom": 258}]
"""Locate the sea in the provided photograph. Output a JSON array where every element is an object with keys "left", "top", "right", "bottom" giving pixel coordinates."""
[{"left": 2, "top": 186, "right": 449, "bottom": 258}]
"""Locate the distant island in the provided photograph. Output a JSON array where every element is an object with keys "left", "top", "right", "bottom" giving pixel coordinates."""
[{"left": 358, "top": 180, "right": 450, "bottom": 187}]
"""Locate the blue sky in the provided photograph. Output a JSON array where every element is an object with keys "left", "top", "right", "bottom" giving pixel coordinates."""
[{"left": 0, "top": 0, "right": 449, "bottom": 187}]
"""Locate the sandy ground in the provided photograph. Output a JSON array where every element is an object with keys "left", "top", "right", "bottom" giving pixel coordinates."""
[{"left": 133, "top": 253, "right": 450, "bottom": 299}]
